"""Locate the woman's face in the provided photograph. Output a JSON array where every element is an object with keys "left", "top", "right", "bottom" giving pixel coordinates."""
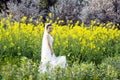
[{"left": 47, "top": 26, "right": 53, "bottom": 33}]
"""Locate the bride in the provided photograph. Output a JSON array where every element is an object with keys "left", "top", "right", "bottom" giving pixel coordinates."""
[{"left": 39, "top": 23, "right": 67, "bottom": 73}]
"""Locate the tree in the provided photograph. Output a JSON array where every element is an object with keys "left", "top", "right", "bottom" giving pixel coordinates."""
[
  {"left": 50, "top": 0, "right": 86, "bottom": 24},
  {"left": 80, "top": 0, "right": 120, "bottom": 25}
]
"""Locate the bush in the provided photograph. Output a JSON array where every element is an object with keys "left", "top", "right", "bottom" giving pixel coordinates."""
[
  {"left": 98, "top": 56, "right": 120, "bottom": 79},
  {"left": 0, "top": 57, "right": 38, "bottom": 80},
  {"left": 2, "top": 58, "right": 120, "bottom": 80}
]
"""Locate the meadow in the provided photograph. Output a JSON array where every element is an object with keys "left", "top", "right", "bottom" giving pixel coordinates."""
[{"left": 0, "top": 16, "right": 120, "bottom": 80}]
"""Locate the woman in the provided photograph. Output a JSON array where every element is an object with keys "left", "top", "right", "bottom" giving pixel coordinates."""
[{"left": 39, "top": 23, "right": 67, "bottom": 73}]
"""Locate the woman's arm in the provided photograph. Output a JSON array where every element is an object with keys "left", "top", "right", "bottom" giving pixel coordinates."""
[{"left": 47, "top": 35, "right": 54, "bottom": 55}]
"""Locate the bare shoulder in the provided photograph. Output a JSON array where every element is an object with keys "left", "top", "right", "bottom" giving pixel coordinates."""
[{"left": 46, "top": 34, "right": 50, "bottom": 39}]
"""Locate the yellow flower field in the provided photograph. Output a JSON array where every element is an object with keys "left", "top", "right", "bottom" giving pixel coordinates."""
[
  {"left": 0, "top": 17, "right": 120, "bottom": 64},
  {"left": 0, "top": 16, "right": 120, "bottom": 80}
]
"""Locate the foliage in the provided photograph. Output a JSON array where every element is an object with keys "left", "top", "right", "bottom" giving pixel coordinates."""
[
  {"left": 97, "top": 56, "right": 120, "bottom": 79},
  {"left": 0, "top": 16, "right": 120, "bottom": 79},
  {"left": 1, "top": 57, "right": 120, "bottom": 80},
  {"left": 0, "top": 16, "right": 120, "bottom": 64},
  {"left": 1, "top": 0, "right": 120, "bottom": 25}
]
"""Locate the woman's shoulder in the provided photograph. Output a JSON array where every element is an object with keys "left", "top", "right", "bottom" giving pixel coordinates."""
[{"left": 45, "top": 33, "right": 51, "bottom": 38}]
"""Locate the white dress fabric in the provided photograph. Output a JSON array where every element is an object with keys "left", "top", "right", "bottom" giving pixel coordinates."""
[{"left": 39, "top": 24, "right": 67, "bottom": 73}]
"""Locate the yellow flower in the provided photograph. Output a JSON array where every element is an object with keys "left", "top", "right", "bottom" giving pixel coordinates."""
[
  {"left": 18, "top": 46, "right": 20, "bottom": 50},
  {"left": 97, "top": 47, "right": 100, "bottom": 51},
  {"left": 6, "top": 32, "right": 9, "bottom": 36},
  {"left": 48, "top": 13, "right": 52, "bottom": 17},
  {"left": 29, "top": 18, "right": 33, "bottom": 22},
  {"left": 4, "top": 45, "right": 7, "bottom": 49},
  {"left": 81, "top": 40, "right": 86, "bottom": 46},
  {"left": 10, "top": 42, "right": 15, "bottom": 47},
  {"left": 39, "top": 16, "right": 43, "bottom": 20},
  {"left": 8, "top": 14, "right": 13, "bottom": 19},
  {"left": 57, "top": 17, "right": 60, "bottom": 20},
  {"left": 90, "top": 42, "right": 96, "bottom": 49},
  {"left": 21, "top": 16, "right": 27, "bottom": 22}
]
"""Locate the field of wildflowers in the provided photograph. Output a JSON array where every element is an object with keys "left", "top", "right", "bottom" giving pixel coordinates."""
[{"left": 0, "top": 16, "right": 120, "bottom": 80}]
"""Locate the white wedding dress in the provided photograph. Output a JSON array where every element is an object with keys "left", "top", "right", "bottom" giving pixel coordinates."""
[{"left": 39, "top": 25, "right": 67, "bottom": 73}]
